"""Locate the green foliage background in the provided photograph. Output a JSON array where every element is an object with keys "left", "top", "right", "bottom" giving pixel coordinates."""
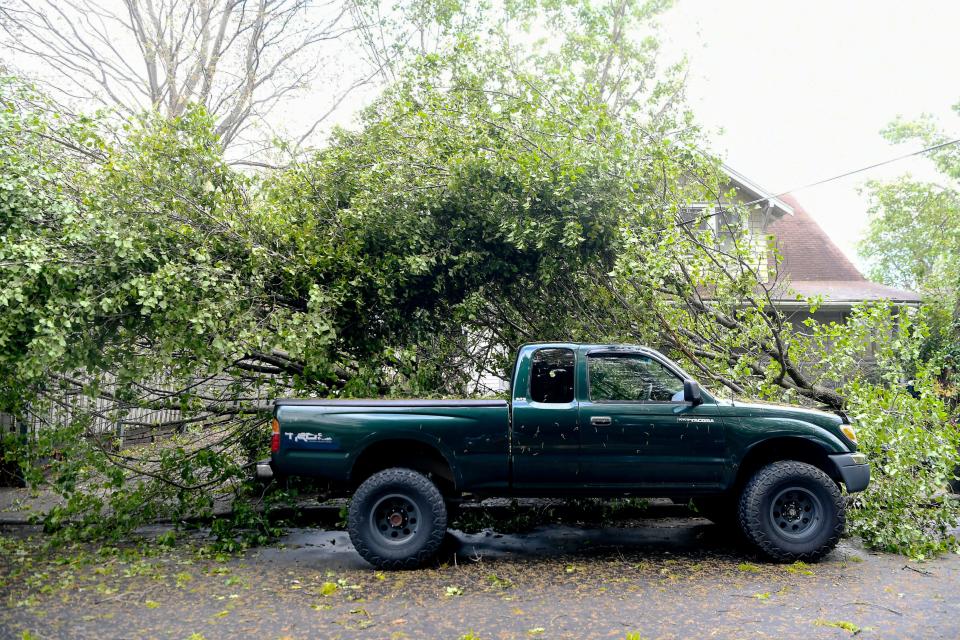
[{"left": 861, "top": 102, "right": 960, "bottom": 409}]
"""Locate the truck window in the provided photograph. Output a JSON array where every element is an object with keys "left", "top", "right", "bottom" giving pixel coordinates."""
[
  {"left": 588, "top": 354, "right": 684, "bottom": 402},
  {"left": 530, "top": 348, "right": 575, "bottom": 403}
]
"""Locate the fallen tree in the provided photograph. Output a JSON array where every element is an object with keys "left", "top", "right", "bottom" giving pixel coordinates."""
[{"left": 1, "top": 0, "right": 958, "bottom": 557}]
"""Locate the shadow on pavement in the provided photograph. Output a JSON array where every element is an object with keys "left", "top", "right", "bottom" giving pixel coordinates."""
[{"left": 260, "top": 517, "right": 775, "bottom": 572}]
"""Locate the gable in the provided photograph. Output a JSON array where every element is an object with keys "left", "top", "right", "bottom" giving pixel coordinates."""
[{"left": 713, "top": 170, "right": 921, "bottom": 305}]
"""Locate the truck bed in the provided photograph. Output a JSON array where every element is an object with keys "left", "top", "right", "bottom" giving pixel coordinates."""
[{"left": 272, "top": 398, "right": 511, "bottom": 492}]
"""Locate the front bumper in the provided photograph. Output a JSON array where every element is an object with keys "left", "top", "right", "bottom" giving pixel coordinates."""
[{"left": 829, "top": 453, "right": 870, "bottom": 492}]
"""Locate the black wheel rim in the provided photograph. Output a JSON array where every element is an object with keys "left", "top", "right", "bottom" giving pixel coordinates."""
[
  {"left": 769, "top": 486, "right": 823, "bottom": 539},
  {"left": 369, "top": 493, "right": 421, "bottom": 545}
]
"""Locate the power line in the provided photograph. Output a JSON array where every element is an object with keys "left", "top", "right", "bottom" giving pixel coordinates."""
[
  {"left": 769, "top": 136, "right": 960, "bottom": 200},
  {"left": 668, "top": 137, "right": 960, "bottom": 232}
]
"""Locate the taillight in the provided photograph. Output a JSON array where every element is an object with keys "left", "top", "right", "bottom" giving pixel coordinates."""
[{"left": 270, "top": 417, "right": 280, "bottom": 453}]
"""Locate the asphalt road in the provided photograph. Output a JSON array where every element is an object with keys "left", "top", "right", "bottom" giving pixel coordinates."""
[{"left": 2, "top": 517, "right": 959, "bottom": 640}]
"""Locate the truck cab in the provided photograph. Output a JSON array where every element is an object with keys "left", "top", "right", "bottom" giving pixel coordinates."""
[{"left": 512, "top": 343, "right": 726, "bottom": 492}]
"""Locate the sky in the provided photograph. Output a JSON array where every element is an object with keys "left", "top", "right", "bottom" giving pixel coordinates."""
[{"left": 658, "top": 0, "right": 960, "bottom": 269}]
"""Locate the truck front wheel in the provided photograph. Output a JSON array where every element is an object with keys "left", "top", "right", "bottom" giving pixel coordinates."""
[
  {"left": 738, "top": 461, "right": 844, "bottom": 562},
  {"left": 348, "top": 467, "right": 448, "bottom": 569}
]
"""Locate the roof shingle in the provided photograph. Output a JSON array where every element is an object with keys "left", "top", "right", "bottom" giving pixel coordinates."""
[
  {"left": 767, "top": 194, "right": 865, "bottom": 281},
  {"left": 765, "top": 194, "right": 921, "bottom": 303}
]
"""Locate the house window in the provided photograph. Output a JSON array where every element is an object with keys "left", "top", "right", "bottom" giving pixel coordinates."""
[
  {"left": 679, "top": 205, "right": 716, "bottom": 233},
  {"left": 680, "top": 205, "right": 738, "bottom": 242},
  {"left": 679, "top": 204, "right": 770, "bottom": 281}
]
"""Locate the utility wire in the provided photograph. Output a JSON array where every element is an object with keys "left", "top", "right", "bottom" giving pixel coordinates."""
[
  {"left": 769, "top": 136, "right": 960, "bottom": 199},
  {"left": 668, "top": 137, "right": 960, "bottom": 232}
]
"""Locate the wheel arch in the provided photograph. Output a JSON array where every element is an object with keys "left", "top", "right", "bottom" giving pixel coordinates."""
[
  {"left": 349, "top": 436, "right": 459, "bottom": 495},
  {"left": 734, "top": 437, "right": 841, "bottom": 493}
]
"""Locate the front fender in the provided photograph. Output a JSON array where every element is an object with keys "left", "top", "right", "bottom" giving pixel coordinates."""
[
  {"left": 725, "top": 416, "right": 853, "bottom": 490},
  {"left": 733, "top": 416, "right": 851, "bottom": 457}
]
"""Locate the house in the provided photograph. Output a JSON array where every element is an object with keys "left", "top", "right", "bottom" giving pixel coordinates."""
[{"left": 719, "top": 167, "right": 921, "bottom": 327}]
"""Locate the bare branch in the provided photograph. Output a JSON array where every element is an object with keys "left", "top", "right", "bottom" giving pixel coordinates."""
[{"left": 1, "top": 0, "right": 365, "bottom": 149}]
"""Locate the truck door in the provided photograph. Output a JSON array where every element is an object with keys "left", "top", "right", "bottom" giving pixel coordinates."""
[
  {"left": 511, "top": 346, "right": 581, "bottom": 489},
  {"left": 577, "top": 351, "right": 726, "bottom": 489}
]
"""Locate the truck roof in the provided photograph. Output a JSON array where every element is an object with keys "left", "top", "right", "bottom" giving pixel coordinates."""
[{"left": 519, "top": 342, "right": 664, "bottom": 354}]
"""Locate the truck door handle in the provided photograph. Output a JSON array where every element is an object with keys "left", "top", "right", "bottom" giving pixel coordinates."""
[{"left": 590, "top": 416, "right": 612, "bottom": 426}]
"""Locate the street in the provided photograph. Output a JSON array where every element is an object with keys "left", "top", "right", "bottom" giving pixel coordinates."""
[{"left": 2, "top": 515, "right": 958, "bottom": 639}]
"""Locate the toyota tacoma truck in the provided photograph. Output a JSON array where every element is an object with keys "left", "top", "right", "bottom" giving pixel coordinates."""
[{"left": 261, "top": 343, "right": 869, "bottom": 569}]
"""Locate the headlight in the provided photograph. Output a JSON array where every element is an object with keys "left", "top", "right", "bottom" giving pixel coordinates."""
[{"left": 839, "top": 424, "right": 858, "bottom": 444}]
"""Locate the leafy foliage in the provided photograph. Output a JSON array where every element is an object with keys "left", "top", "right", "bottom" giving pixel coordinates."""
[
  {"left": 861, "top": 106, "right": 960, "bottom": 294},
  {"left": 861, "top": 102, "right": 960, "bottom": 404},
  {"left": 0, "top": 0, "right": 701, "bottom": 545},
  {"left": 798, "top": 303, "right": 960, "bottom": 557},
  {"left": 850, "top": 102, "right": 960, "bottom": 555},
  {"left": 846, "top": 376, "right": 960, "bottom": 558}
]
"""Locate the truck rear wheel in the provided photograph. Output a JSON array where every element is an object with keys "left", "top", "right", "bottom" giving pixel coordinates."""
[
  {"left": 348, "top": 467, "right": 447, "bottom": 570},
  {"left": 738, "top": 461, "right": 844, "bottom": 562}
]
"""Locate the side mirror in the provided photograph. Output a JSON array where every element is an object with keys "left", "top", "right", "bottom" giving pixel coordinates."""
[{"left": 683, "top": 379, "right": 703, "bottom": 406}]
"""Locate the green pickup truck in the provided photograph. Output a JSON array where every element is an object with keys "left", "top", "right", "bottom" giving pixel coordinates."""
[{"left": 263, "top": 343, "right": 869, "bottom": 569}]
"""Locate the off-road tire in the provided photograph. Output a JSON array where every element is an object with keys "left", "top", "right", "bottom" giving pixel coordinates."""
[
  {"left": 348, "top": 467, "right": 447, "bottom": 570},
  {"left": 738, "top": 461, "right": 844, "bottom": 562}
]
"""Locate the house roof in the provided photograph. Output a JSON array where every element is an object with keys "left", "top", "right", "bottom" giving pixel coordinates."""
[
  {"left": 767, "top": 194, "right": 865, "bottom": 281},
  {"left": 722, "top": 164, "right": 795, "bottom": 217},
  {"left": 766, "top": 194, "right": 921, "bottom": 304},
  {"left": 782, "top": 280, "right": 923, "bottom": 304}
]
